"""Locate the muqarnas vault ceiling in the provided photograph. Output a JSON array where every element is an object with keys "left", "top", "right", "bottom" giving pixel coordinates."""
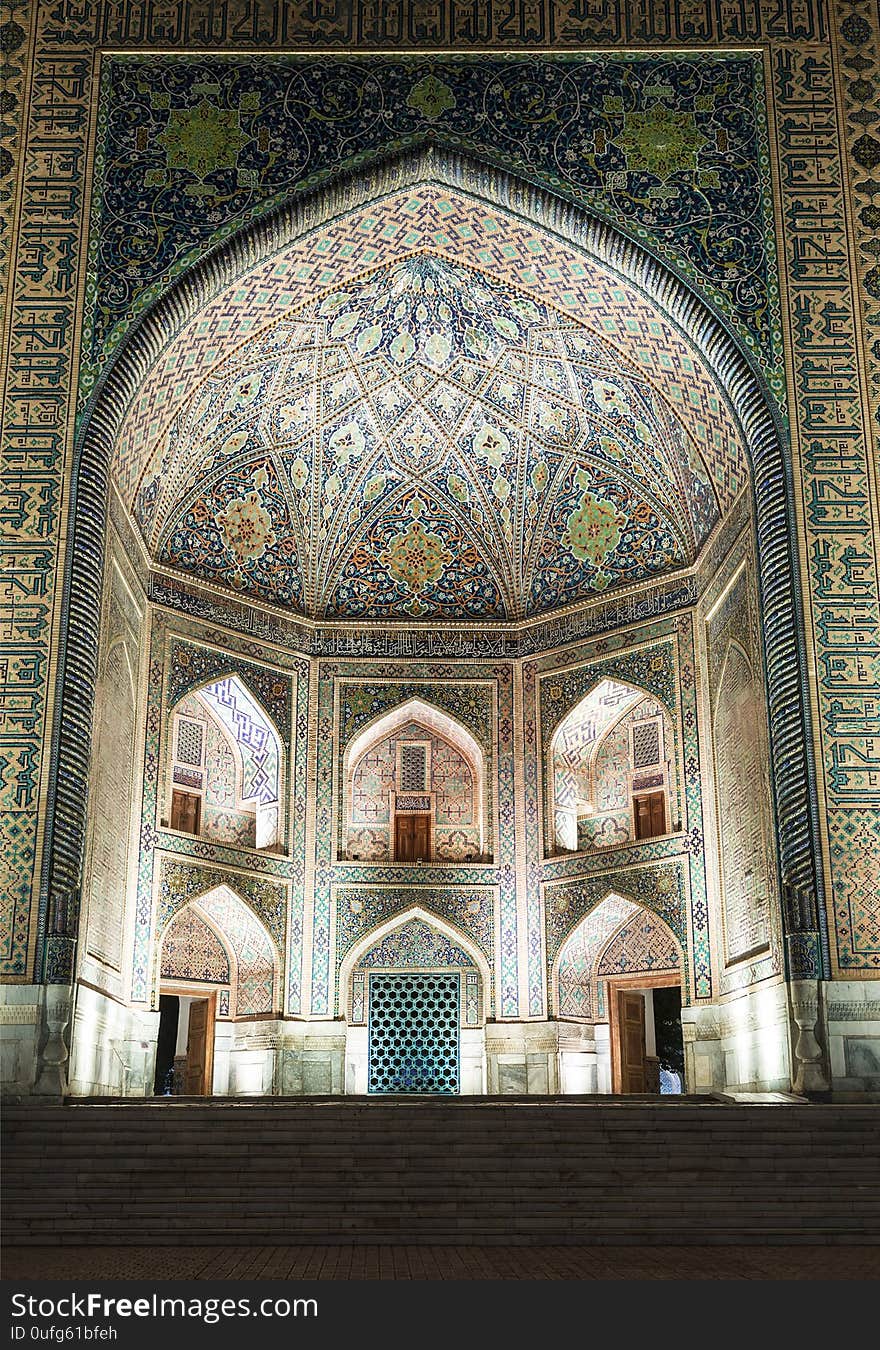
[{"left": 122, "top": 189, "right": 748, "bottom": 624}]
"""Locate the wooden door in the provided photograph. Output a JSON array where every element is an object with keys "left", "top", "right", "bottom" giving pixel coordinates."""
[
  {"left": 183, "top": 996, "right": 214, "bottom": 1095},
  {"left": 171, "top": 789, "right": 201, "bottom": 836},
  {"left": 634, "top": 790, "right": 666, "bottom": 840},
  {"left": 395, "top": 814, "right": 430, "bottom": 861},
  {"left": 618, "top": 990, "right": 648, "bottom": 1093}
]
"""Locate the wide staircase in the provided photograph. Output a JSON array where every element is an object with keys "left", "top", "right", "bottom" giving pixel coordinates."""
[{"left": 4, "top": 1096, "right": 879, "bottom": 1245}]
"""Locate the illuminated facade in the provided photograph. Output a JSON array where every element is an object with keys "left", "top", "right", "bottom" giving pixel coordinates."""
[{"left": 1, "top": 1, "right": 878, "bottom": 1102}]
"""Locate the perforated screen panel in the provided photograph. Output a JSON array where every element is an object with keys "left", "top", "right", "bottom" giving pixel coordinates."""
[
  {"left": 632, "top": 719, "right": 661, "bottom": 769},
  {"left": 176, "top": 717, "right": 204, "bottom": 767},
  {"left": 399, "top": 744, "right": 428, "bottom": 792},
  {"left": 368, "top": 974, "right": 460, "bottom": 1094}
]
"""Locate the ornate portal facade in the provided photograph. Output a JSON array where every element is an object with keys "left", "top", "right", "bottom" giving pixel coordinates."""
[{"left": 1, "top": 1, "right": 879, "bottom": 1104}]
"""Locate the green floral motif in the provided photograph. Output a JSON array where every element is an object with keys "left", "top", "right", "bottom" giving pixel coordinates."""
[
  {"left": 157, "top": 99, "right": 249, "bottom": 193},
  {"left": 217, "top": 491, "right": 275, "bottom": 567},
  {"left": 564, "top": 489, "right": 626, "bottom": 566},
  {"left": 380, "top": 519, "right": 453, "bottom": 596},
  {"left": 406, "top": 75, "right": 456, "bottom": 120},
  {"left": 612, "top": 109, "right": 708, "bottom": 180}
]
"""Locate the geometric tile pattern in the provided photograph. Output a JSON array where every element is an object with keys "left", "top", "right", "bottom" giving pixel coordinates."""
[
  {"left": 196, "top": 885, "right": 276, "bottom": 1016},
  {"left": 198, "top": 678, "right": 279, "bottom": 805},
  {"left": 545, "top": 856, "right": 690, "bottom": 1009},
  {"left": 133, "top": 255, "right": 722, "bottom": 620},
  {"left": 356, "top": 918, "right": 475, "bottom": 972},
  {"left": 160, "top": 906, "right": 231, "bottom": 986},
  {"left": 557, "top": 893, "right": 637, "bottom": 1020},
  {"left": 335, "top": 887, "right": 496, "bottom": 1015},
  {"left": 598, "top": 908, "right": 680, "bottom": 978},
  {"left": 368, "top": 973, "right": 460, "bottom": 1095},
  {"left": 532, "top": 616, "right": 706, "bottom": 1009},
  {"left": 153, "top": 875, "right": 279, "bottom": 1017},
  {"left": 347, "top": 719, "right": 479, "bottom": 861}
]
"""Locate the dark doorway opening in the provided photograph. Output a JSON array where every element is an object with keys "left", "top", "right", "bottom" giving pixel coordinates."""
[
  {"left": 153, "top": 994, "right": 179, "bottom": 1094},
  {"left": 653, "top": 984, "right": 685, "bottom": 1094}
]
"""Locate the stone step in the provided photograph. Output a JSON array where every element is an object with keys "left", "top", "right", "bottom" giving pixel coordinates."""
[{"left": 5, "top": 1099, "right": 879, "bottom": 1245}]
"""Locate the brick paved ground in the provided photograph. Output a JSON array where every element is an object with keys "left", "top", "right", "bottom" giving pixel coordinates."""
[{"left": 3, "top": 1245, "right": 879, "bottom": 1280}]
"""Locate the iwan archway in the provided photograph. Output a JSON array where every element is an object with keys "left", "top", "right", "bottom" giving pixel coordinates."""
[{"left": 41, "top": 147, "right": 827, "bottom": 1102}]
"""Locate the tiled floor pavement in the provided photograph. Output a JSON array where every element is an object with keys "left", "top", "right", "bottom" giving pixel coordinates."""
[{"left": 3, "top": 1245, "right": 880, "bottom": 1280}]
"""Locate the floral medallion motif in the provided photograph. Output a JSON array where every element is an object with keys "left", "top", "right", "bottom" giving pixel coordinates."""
[
  {"left": 380, "top": 517, "right": 453, "bottom": 605},
  {"left": 612, "top": 109, "right": 708, "bottom": 180},
  {"left": 157, "top": 99, "right": 249, "bottom": 195},
  {"left": 564, "top": 487, "right": 627, "bottom": 570},
  {"left": 217, "top": 491, "right": 276, "bottom": 568}
]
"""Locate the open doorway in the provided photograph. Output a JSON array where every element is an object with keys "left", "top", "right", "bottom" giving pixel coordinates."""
[
  {"left": 609, "top": 974, "right": 684, "bottom": 1095},
  {"left": 153, "top": 990, "right": 216, "bottom": 1096}
]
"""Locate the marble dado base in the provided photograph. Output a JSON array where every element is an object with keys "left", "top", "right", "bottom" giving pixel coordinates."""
[
  {"left": 4, "top": 979, "right": 880, "bottom": 1098},
  {"left": 682, "top": 980, "right": 794, "bottom": 1094},
  {"left": 825, "top": 980, "right": 880, "bottom": 1096}
]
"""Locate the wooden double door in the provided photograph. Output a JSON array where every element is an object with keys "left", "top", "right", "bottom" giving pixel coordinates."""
[
  {"left": 394, "top": 813, "right": 431, "bottom": 862},
  {"left": 634, "top": 790, "right": 666, "bottom": 841}
]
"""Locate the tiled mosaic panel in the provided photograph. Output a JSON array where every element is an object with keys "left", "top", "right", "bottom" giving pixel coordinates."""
[
  {"left": 127, "top": 615, "right": 305, "bottom": 1009},
  {"left": 598, "top": 908, "right": 680, "bottom": 978},
  {"left": 557, "top": 893, "right": 637, "bottom": 1019},
  {"left": 154, "top": 879, "right": 278, "bottom": 1015},
  {"left": 835, "top": 0, "right": 880, "bottom": 435},
  {"left": 357, "top": 918, "right": 475, "bottom": 972},
  {"left": 194, "top": 885, "right": 276, "bottom": 1016},
  {"left": 546, "top": 856, "right": 690, "bottom": 1001},
  {"left": 320, "top": 667, "right": 514, "bottom": 1018},
  {"left": 137, "top": 259, "right": 723, "bottom": 622},
  {"left": 175, "top": 693, "right": 255, "bottom": 848},
  {"left": 770, "top": 40, "right": 880, "bottom": 972},
  {"left": 198, "top": 679, "right": 280, "bottom": 806},
  {"left": 85, "top": 51, "right": 779, "bottom": 389},
  {"left": 115, "top": 182, "right": 749, "bottom": 543},
  {"left": 38, "top": 1, "right": 830, "bottom": 49},
  {"left": 335, "top": 885, "right": 496, "bottom": 1017},
  {"left": 368, "top": 973, "right": 460, "bottom": 1094},
  {"left": 553, "top": 687, "right": 677, "bottom": 854},
  {"left": 142, "top": 854, "right": 286, "bottom": 1008},
  {"left": 558, "top": 900, "right": 681, "bottom": 1021},
  {"left": 552, "top": 679, "right": 641, "bottom": 812},
  {"left": 527, "top": 618, "right": 705, "bottom": 1008},
  {"left": 160, "top": 906, "right": 230, "bottom": 985}
]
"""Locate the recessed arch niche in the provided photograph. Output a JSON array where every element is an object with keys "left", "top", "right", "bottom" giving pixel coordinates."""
[{"left": 47, "top": 146, "right": 823, "bottom": 990}]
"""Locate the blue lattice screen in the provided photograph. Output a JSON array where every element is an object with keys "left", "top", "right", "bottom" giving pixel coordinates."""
[{"left": 368, "top": 974, "right": 460, "bottom": 1094}]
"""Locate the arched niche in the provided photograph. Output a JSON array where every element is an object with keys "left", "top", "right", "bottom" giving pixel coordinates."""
[
  {"left": 164, "top": 674, "right": 283, "bottom": 852},
  {"left": 548, "top": 679, "right": 678, "bottom": 855},
  {"left": 44, "top": 145, "right": 824, "bottom": 986},
  {"left": 156, "top": 884, "right": 280, "bottom": 1019},
  {"left": 342, "top": 698, "right": 487, "bottom": 862},
  {"left": 553, "top": 892, "right": 685, "bottom": 1023},
  {"left": 338, "top": 905, "right": 493, "bottom": 1026}
]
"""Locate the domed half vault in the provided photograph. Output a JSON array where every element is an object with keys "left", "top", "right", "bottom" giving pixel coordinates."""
[{"left": 116, "top": 179, "right": 749, "bottom": 623}]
